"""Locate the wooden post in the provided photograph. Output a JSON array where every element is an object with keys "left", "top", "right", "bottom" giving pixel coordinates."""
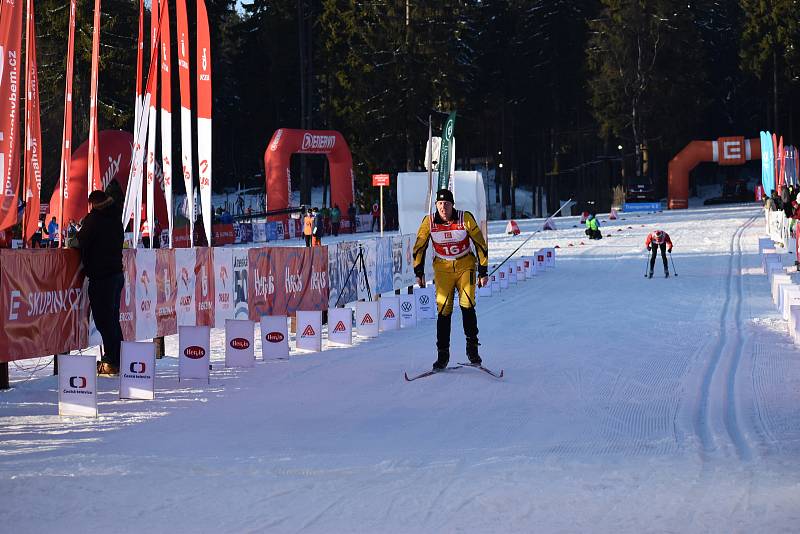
[
  {"left": 53, "top": 354, "right": 59, "bottom": 375},
  {"left": 154, "top": 336, "right": 165, "bottom": 359},
  {"left": 0, "top": 363, "right": 9, "bottom": 390}
]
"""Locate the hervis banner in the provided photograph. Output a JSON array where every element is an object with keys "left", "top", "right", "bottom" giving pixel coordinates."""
[
  {"left": 379, "top": 296, "right": 399, "bottom": 331},
  {"left": 260, "top": 314, "right": 289, "bottom": 360},
  {"left": 356, "top": 300, "right": 379, "bottom": 337},
  {"left": 398, "top": 294, "right": 416, "bottom": 328},
  {"left": 225, "top": 319, "right": 254, "bottom": 368},
  {"left": 296, "top": 310, "right": 322, "bottom": 352},
  {"left": 414, "top": 285, "right": 436, "bottom": 320},
  {"left": 120, "top": 341, "right": 156, "bottom": 400},
  {"left": 327, "top": 307, "right": 353, "bottom": 345},
  {"left": 58, "top": 355, "right": 97, "bottom": 417},
  {"left": 178, "top": 325, "right": 210, "bottom": 382}
]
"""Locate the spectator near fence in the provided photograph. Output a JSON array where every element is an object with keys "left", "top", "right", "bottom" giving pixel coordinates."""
[
  {"left": 348, "top": 203, "right": 356, "bottom": 233},
  {"left": 331, "top": 204, "right": 341, "bottom": 236}
]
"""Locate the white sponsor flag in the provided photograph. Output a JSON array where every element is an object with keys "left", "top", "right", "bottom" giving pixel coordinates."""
[
  {"left": 260, "top": 315, "right": 289, "bottom": 360},
  {"left": 327, "top": 307, "right": 353, "bottom": 345},
  {"left": 296, "top": 310, "right": 322, "bottom": 352},
  {"left": 135, "top": 249, "right": 157, "bottom": 339},
  {"left": 225, "top": 319, "right": 254, "bottom": 368},
  {"left": 379, "top": 296, "right": 400, "bottom": 331},
  {"left": 355, "top": 300, "right": 379, "bottom": 337},
  {"left": 120, "top": 340, "right": 156, "bottom": 400},
  {"left": 58, "top": 355, "right": 98, "bottom": 417},
  {"left": 399, "top": 294, "right": 416, "bottom": 328},
  {"left": 213, "top": 247, "right": 234, "bottom": 328},
  {"left": 414, "top": 285, "right": 436, "bottom": 320},
  {"left": 175, "top": 248, "right": 196, "bottom": 326},
  {"left": 178, "top": 325, "right": 210, "bottom": 381}
]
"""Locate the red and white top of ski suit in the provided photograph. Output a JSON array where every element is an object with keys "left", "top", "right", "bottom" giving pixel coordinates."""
[{"left": 430, "top": 211, "right": 472, "bottom": 261}]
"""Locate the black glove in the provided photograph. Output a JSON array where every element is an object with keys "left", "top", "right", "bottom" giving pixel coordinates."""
[
  {"left": 668, "top": 248, "right": 672, "bottom": 253},
  {"left": 414, "top": 266, "right": 425, "bottom": 279},
  {"left": 646, "top": 246, "right": 651, "bottom": 251},
  {"left": 478, "top": 265, "right": 488, "bottom": 278}
]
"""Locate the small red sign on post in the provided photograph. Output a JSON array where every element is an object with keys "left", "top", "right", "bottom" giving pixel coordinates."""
[{"left": 372, "top": 173, "right": 390, "bottom": 187}]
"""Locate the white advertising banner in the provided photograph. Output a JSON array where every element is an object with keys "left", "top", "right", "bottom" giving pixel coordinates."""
[
  {"left": 232, "top": 249, "right": 249, "bottom": 320},
  {"left": 490, "top": 267, "right": 500, "bottom": 293},
  {"left": 225, "top": 319, "right": 255, "bottom": 368},
  {"left": 260, "top": 315, "right": 289, "bottom": 360},
  {"left": 175, "top": 248, "right": 197, "bottom": 326},
  {"left": 545, "top": 247, "right": 555, "bottom": 268},
  {"left": 499, "top": 268, "right": 509, "bottom": 289},
  {"left": 58, "top": 355, "right": 98, "bottom": 417},
  {"left": 296, "top": 310, "right": 323, "bottom": 352},
  {"left": 415, "top": 285, "right": 436, "bottom": 319},
  {"left": 508, "top": 264, "right": 517, "bottom": 284},
  {"left": 515, "top": 259, "right": 526, "bottom": 281},
  {"left": 120, "top": 341, "right": 156, "bottom": 400},
  {"left": 399, "top": 294, "right": 417, "bottom": 328},
  {"left": 214, "top": 247, "right": 235, "bottom": 328},
  {"left": 523, "top": 256, "right": 535, "bottom": 278},
  {"left": 356, "top": 300, "right": 380, "bottom": 337},
  {"left": 327, "top": 307, "right": 353, "bottom": 345},
  {"left": 535, "top": 250, "right": 546, "bottom": 271},
  {"left": 135, "top": 249, "right": 157, "bottom": 339},
  {"left": 380, "top": 296, "right": 400, "bottom": 331},
  {"left": 178, "top": 325, "right": 211, "bottom": 381}
]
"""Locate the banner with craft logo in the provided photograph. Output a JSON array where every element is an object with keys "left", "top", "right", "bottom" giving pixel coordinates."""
[
  {"left": 194, "top": 247, "right": 215, "bottom": 326},
  {"left": 213, "top": 247, "right": 234, "bottom": 328},
  {"left": 120, "top": 249, "right": 137, "bottom": 341},
  {"left": 0, "top": 250, "right": 88, "bottom": 361},
  {"left": 175, "top": 248, "right": 196, "bottom": 326},
  {"left": 155, "top": 249, "right": 177, "bottom": 337},
  {"left": 135, "top": 249, "right": 157, "bottom": 339}
]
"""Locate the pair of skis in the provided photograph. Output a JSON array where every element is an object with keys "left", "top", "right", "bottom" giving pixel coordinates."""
[{"left": 404, "top": 362, "right": 504, "bottom": 382}]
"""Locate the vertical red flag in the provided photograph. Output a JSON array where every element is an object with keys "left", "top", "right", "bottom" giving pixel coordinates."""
[
  {"left": 56, "top": 0, "right": 78, "bottom": 246},
  {"left": 175, "top": 0, "right": 193, "bottom": 246},
  {"left": 0, "top": 0, "right": 25, "bottom": 231},
  {"left": 196, "top": 0, "right": 212, "bottom": 246},
  {"left": 22, "top": 0, "right": 42, "bottom": 244},
  {"left": 86, "top": 0, "right": 102, "bottom": 193},
  {"left": 159, "top": 0, "right": 173, "bottom": 247},
  {"left": 134, "top": 0, "right": 144, "bottom": 131}
]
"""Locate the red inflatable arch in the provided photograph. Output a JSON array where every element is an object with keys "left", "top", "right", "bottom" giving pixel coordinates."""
[
  {"left": 667, "top": 136, "right": 761, "bottom": 209},
  {"left": 263, "top": 129, "right": 354, "bottom": 219},
  {"left": 48, "top": 130, "right": 168, "bottom": 228}
]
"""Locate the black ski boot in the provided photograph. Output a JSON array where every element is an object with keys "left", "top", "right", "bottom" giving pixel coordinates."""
[
  {"left": 433, "top": 313, "right": 452, "bottom": 370},
  {"left": 648, "top": 271, "right": 653, "bottom": 279},
  {"left": 665, "top": 270, "right": 670, "bottom": 278},
  {"left": 462, "top": 306, "right": 482, "bottom": 366}
]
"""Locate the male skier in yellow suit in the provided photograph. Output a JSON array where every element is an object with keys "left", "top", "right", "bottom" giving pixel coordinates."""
[{"left": 414, "top": 188, "right": 489, "bottom": 370}]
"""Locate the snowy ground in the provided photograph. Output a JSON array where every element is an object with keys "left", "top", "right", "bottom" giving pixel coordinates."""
[{"left": 3, "top": 203, "right": 800, "bottom": 533}]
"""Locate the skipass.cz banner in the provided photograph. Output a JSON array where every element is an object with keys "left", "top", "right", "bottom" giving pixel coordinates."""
[
  {"left": 247, "top": 246, "right": 328, "bottom": 320},
  {"left": 0, "top": 249, "right": 88, "bottom": 361}
]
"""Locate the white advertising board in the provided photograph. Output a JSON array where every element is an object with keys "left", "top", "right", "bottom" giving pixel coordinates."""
[{"left": 120, "top": 341, "right": 156, "bottom": 400}]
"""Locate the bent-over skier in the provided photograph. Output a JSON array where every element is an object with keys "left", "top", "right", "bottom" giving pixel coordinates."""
[
  {"left": 645, "top": 229, "right": 673, "bottom": 278},
  {"left": 413, "top": 189, "right": 489, "bottom": 370}
]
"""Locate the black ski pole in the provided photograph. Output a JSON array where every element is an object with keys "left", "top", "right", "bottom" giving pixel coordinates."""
[
  {"left": 669, "top": 252, "right": 678, "bottom": 276},
  {"left": 644, "top": 251, "right": 650, "bottom": 278}
]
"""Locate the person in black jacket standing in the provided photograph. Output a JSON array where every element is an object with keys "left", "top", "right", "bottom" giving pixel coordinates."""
[{"left": 77, "top": 190, "right": 125, "bottom": 375}]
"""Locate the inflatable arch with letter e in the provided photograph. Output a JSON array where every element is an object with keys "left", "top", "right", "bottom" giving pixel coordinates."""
[
  {"left": 263, "top": 129, "right": 354, "bottom": 220},
  {"left": 667, "top": 136, "right": 761, "bottom": 209}
]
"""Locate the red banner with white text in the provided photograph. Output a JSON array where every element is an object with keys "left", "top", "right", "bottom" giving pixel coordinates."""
[
  {"left": 247, "top": 247, "right": 328, "bottom": 319},
  {"left": 23, "top": 0, "right": 43, "bottom": 243},
  {"left": 0, "top": 0, "right": 25, "bottom": 231}
]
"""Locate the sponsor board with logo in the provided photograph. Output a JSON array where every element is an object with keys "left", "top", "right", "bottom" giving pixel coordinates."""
[
  {"left": 327, "top": 307, "right": 353, "bottom": 345},
  {"left": 260, "top": 315, "right": 289, "bottom": 360},
  {"left": 214, "top": 247, "right": 234, "bottom": 328},
  {"left": 522, "top": 256, "right": 535, "bottom": 278},
  {"left": 515, "top": 260, "right": 526, "bottom": 282},
  {"left": 120, "top": 249, "right": 138, "bottom": 341},
  {"left": 120, "top": 340, "right": 156, "bottom": 400},
  {"left": 508, "top": 263, "right": 517, "bottom": 284},
  {"left": 58, "top": 355, "right": 97, "bottom": 417},
  {"left": 296, "top": 310, "right": 322, "bottom": 352},
  {"left": 175, "top": 248, "right": 197, "bottom": 326},
  {"left": 414, "top": 285, "right": 436, "bottom": 320},
  {"left": 178, "top": 325, "right": 210, "bottom": 381},
  {"left": 195, "top": 247, "right": 215, "bottom": 327},
  {"left": 499, "top": 268, "right": 509, "bottom": 289},
  {"left": 398, "top": 294, "right": 416, "bottom": 328},
  {"left": 232, "top": 249, "right": 249, "bottom": 320},
  {"left": 234, "top": 223, "right": 253, "bottom": 244},
  {"left": 211, "top": 223, "right": 236, "bottom": 246},
  {"left": 225, "top": 319, "right": 255, "bottom": 368},
  {"left": 379, "top": 296, "right": 400, "bottom": 332},
  {"left": 265, "top": 222, "right": 278, "bottom": 242},
  {"left": 135, "top": 249, "right": 158, "bottom": 339},
  {"left": 155, "top": 249, "right": 177, "bottom": 337},
  {"left": 356, "top": 300, "right": 379, "bottom": 337},
  {"left": 535, "top": 250, "right": 546, "bottom": 271},
  {"left": 248, "top": 247, "right": 329, "bottom": 319},
  {"left": 544, "top": 247, "right": 555, "bottom": 269}
]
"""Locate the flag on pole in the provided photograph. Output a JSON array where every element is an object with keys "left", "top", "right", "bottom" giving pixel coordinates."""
[
  {"left": 145, "top": 0, "right": 160, "bottom": 248},
  {"left": 87, "top": 0, "right": 102, "bottom": 194},
  {"left": 56, "top": 0, "right": 78, "bottom": 245},
  {"left": 197, "top": 0, "right": 212, "bottom": 246},
  {"left": 437, "top": 111, "right": 456, "bottom": 192},
  {"left": 0, "top": 0, "right": 25, "bottom": 231},
  {"left": 23, "top": 0, "right": 43, "bottom": 244},
  {"left": 175, "top": 0, "right": 194, "bottom": 246},
  {"left": 159, "top": 0, "right": 173, "bottom": 247}
]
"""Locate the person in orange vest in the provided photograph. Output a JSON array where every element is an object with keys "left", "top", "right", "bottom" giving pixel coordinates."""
[
  {"left": 645, "top": 229, "right": 673, "bottom": 278},
  {"left": 303, "top": 208, "right": 314, "bottom": 247}
]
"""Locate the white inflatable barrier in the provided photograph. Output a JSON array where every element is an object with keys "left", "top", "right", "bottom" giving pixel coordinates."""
[
  {"left": 260, "top": 315, "right": 289, "bottom": 360},
  {"left": 120, "top": 341, "right": 156, "bottom": 400},
  {"left": 179, "top": 325, "right": 211, "bottom": 382},
  {"left": 398, "top": 294, "right": 417, "bottom": 327},
  {"left": 225, "top": 319, "right": 255, "bottom": 367},
  {"left": 296, "top": 310, "right": 323, "bottom": 352},
  {"left": 328, "top": 307, "right": 353, "bottom": 345},
  {"left": 380, "top": 297, "right": 400, "bottom": 331},
  {"left": 58, "top": 355, "right": 98, "bottom": 417},
  {"left": 356, "top": 300, "right": 380, "bottom": 337},
  {"left": 414, "top": 285, "right": 436, "bottom": 319}
]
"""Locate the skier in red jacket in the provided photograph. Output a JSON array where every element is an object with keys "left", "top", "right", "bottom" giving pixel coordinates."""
[{"left": 645, "top": 230, "right": 673, "bottom": 278}]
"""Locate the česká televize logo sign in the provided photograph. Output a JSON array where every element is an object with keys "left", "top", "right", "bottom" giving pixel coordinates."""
[
  {"left": 183, "top": 345, "right": 206, "bottom": 359},
  {"left": 229, "top": 337, "right": 250, "bottom": 350},
  {"left": 69, "top": 376, "right": 87, "bottom": 389},
  {"left": 265, "top": 332, "right": 284, "bottom": 343},
  {"left": 129, "top": 361, "right": 146, "bottom": 374}
]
